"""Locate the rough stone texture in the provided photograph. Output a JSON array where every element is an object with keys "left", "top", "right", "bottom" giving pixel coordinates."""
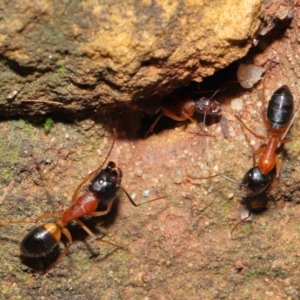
[
  {"left": 0, "top": 0, "right": 263, "bottom": 116},
  {"left": 0, "top": 1, "right": 299, "bottom": 299}
]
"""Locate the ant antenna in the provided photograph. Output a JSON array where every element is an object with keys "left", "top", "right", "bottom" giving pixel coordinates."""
[
  {"left": 71, "top": 128, "right": 117, "bottom": 202},
  {"left": 187, "top": 173, "right": 243, "bottom": 187},
  {"left": 120, "top": 185, "right": 167, "bottom": 207},
  {"left": 211, "top": 88, "right": 220, "bottom": 99}
]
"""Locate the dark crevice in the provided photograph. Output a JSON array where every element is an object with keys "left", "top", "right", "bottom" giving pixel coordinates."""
[
  {"left": 70, "top": 80, "right": 97, "bottom": 90},
  {"left": 0, "top": 55, "right": 52, "bottom": 77}
]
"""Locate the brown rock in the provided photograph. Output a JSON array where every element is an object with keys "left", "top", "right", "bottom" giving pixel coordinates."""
[{"left": 0, "top": 0, "right": 263, "bottom": 116}]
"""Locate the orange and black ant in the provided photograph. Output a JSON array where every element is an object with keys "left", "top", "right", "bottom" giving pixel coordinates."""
[
  {"left": 236, "top": 85, "right": 296, "bottom": 177},
  {"left": 144, "top": 91, "right": 222, "bottom": 138},
  {"left": 228, "top": 84, "right": 296, "bottom": 234},
  {"left": 0, "top": 129, "right": 165, "bottom": 274}
]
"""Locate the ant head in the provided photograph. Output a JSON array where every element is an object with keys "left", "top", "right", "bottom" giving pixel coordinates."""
[
  {"left": 241, "top": 166, "right": 272, "bottom": 196},
  {"left": 194, "top": 97, "right": 222, "bottom": 116},
  {"left": 89, "top": 161, "right": 122, "bottom": 204}
]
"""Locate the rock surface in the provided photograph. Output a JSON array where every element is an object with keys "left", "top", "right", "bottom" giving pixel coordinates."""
[{"left": 0, "top": 0, "right": 263, "bottom": 116}]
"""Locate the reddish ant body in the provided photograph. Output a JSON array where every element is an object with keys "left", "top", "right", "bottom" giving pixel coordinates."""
[
  {"left": 144, "top": 94, "right": 222, "bottom": 138},
  {"left": 236, "top": 85, "right": 295, "bottom": 176},
  {"left": 0, "top": 130, "right": 163, "bottom": 274}
]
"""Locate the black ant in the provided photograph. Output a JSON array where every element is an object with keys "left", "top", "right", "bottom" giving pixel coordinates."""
[
  {"left": 0, "top": 129, "right": 165, "bottom": 274},
  {"left": 236, "top": 85, "right": 295, "bottom": 177},
  {"left": 144, "top": 92, "right": 222, "bottom": 138}
]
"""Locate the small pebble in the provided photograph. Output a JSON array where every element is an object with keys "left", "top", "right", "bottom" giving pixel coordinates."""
[
  {"left": 135, "top": 168, "right": 143, "bottom": 177},
  {"left": 237, "top": 64, "right": 263, "bottom": 88},
  {"left": 173, "top": 170, "right": 183, "bottom": 184},
  {"left": 231, "top": 98, "right": 243, "bottom": 111},
  {"left": 6, "top": 90, "right": 18, "bottom": 100},
  {"left": 142, "top": 190, "right": 151, "bottom": 197}
]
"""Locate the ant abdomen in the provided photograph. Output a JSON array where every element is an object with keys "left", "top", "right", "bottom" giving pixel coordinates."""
[
  {"left": 21, "top": 223, "right": 60, "bottom": 257},
  {"left": 267, "top": 85, "right": 294, "bottom": 130}
]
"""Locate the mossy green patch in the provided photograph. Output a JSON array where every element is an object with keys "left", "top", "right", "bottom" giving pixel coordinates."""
[
  {"left": 58, "top": 64, "right": 66, "bottom": 75},
  {"left": 12, "top": 120, "right": 36, "bottom": 138},
  {"left": 44, "top": 117, "right": 55, "bottom": 133},
  {"left": 3, "top": 168, "right": 13, "bottom": 180},
  {"left": 0, "top": 139, "right": 20, "bottom": 165}
]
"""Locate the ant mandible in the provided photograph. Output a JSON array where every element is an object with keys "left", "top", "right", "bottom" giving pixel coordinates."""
[
  {"left": 236, "top": 85, "right": 295, "bottom": 177},
  {"left": 144, "top": 92, "right": 222, "bottom": 138},
  {"left": 0, "top": 129, "right": 163, "bottom": 275}
]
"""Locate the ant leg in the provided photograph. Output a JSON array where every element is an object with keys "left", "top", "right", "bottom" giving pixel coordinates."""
[
  {"left": 30, "top": 154, "right": 66, "bottom": 209},
  {"left": 160, "top": 107, "right": 187, "bottom": 122},
  {"left": 35, "top": 212, "right": 62, "bottom": 223},
  {"left": 0, "top": 220, "right": 32, "bottom": 226},
  {"left": 275, "top": 156, "right": 281, "bottom": 178},
  {"left": 254, "top": 147, "right": 265, "bottom": 155},
  {"left": 181, "top": 113, "right": 214, "bottom": 137},
  {"left": 74, "top": 218, "right": 124, "bottom": 249},
  {"left": 71, "top": 129, "right": 117, "bottom": 204},
  {"left": 91, "top": 189, "right": 166, "bottom": 212},
  {"left": 88, "top": 201, "right": 113, "bottom": 217},
  {"left": 235, "top": 114, "right": 266, "bottom": 140},
  {"left": 252, "top": 146, "right": 266, "bottom": 166},
  {"left": 183, "top": 114, "right": 200, "bottom": 126},
  {"left": 144, "top": 112, "right": 163, "bottom": 138},
  {"left": 0, "top": 212, "right": 62, "bottom": 226},
  {"left": 230, "top": 209, "right": 252, "bottom": 237},
  {"left": 120, "top": 186, "right": 167, "bottom": 207},
  {"left": 160, "top": 106, "right": 213, "bottom": 136},
  {"left": 40, "top": 227, "right": 72, "bottom": 275}
]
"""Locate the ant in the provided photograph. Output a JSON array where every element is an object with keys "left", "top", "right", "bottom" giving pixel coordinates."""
[
  {"left": 228, "top": 84, "right": 296, "bottom": 234},
  {"left": 0, "top": 129, "right": 165, "bottom": 275},
  {"left": 235, "top": 85, "right": 295, "bottom": 177},
  {"left": 144, "top": 92, "right": 222, "bottom": 138}
]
